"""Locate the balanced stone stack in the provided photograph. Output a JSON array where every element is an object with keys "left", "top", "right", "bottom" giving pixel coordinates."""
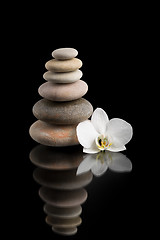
[{"left": 29, "top": 48, "right": 93, "bottom": 147}]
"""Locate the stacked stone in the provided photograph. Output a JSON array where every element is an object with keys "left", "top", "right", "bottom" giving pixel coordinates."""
[{"left": 29, "top": 48, "right": 93, "bottom": 147}]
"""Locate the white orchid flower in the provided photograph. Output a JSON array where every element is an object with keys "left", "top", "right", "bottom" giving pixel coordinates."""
[
  {"left": 76, "top": 108, "right": 133, "bottom": 154},
  {"left": 76, "top": 151, "right": 132, "bottom": 177}
]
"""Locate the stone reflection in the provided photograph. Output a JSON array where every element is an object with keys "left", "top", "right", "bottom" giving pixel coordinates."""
[
  {"left": 29, "top": 145, "right": 132, "bottom": 236},
  {"left": 29, "top": 144, "right": 93, "bottom": 236}
]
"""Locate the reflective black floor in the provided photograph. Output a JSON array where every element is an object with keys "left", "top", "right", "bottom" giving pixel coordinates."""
[
  {"left": 8, "top": 13, "right": 154, "bottom": 238},
  {"left": 26, "top": 144, "right": 134, "bottom": 238}
]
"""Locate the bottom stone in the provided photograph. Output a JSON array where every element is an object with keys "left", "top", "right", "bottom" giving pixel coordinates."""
[{"left": 29, "top": 120, "right": 79, "bottom": 147}]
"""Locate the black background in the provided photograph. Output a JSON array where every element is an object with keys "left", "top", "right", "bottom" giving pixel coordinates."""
[{"left": 5, "top": 3, "right": 155, "bottom": 239}]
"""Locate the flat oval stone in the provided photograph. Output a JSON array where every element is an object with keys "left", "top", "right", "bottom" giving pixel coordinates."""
[
  {"left": 52, "top": 48, "right": 78, "bottom": 60},
  {"left": 44, "top": 204, "right": 82, "bottom": 219},
  {"left": 43, "top": 69, "right": 82, "bottom": 83},
  {"left": 29, "top": 144, "right": 83, "bottom": 170},
  {"left": 39, "top": 187, "right": 88, "bottom": 207},
  {"left": 38, "top": 80, "right": 88, "bottom": 102},
  {"left": 29, "top": 121, "right": 79, "bottom": 147},
  {"left": 33, "top": 168, "right": 93, "bottom": 190},
  {"left": 45, "top": 215, "right": 82, "bottom": 228},
  {"left": 32, "top": 98, "right": 93, "bottom": 124},
  {"left": 45, "top": 58, "right": 82, "bottom": 72},
  {"left": 52, "top": 226, "right": 77, "bottom": 236}
]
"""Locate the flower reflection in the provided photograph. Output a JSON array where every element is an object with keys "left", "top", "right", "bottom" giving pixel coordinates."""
[{"left": 76, "top": 151, "right": 132, "bottom": 177}]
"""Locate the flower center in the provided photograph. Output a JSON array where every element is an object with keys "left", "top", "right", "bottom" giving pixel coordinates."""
[{"left": 96, "top": 135, "right": 112, "bottom": 151}]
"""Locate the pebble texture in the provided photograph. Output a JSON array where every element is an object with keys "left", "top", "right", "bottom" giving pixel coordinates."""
[
  {"left": 45, "top": 58, "right": 82, "bottom": 72},
  {"left": 43, "top": 69, "right": 82, "bottom": 83},
  {"left": 29, "top": 120, "right": 79, "bottom": 146},
  {"left": 52, "top": 48, "right": 78, "bottom": 60},
  {"left": 29, "top": 47, "right": 93, "bottom": 147},
  {"left": 32, "top": 98, "right": 93, "bottom": 124},
  {"left": 38, "top": 80, "right": 88, "bottom": 102}
]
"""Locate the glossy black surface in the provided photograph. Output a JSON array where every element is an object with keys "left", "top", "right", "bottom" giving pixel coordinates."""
[
  {"left": 28, "top": 145, "right": 133, "bottom": 236},
  {"left": 17, "top": 15, "right": 149, "bottom": 238},
  {"left": 18, "top": 142, "right": 137, "bottom": 239},
  {"left": 4, "top": 2, "right": 156, "bottom": 238},
  {"left": 21, "top": 46, "right": 141, "bottom": 238}
]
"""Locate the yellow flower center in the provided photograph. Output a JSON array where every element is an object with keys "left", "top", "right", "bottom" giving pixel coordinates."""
[{"left": 96, "top": 135, "right": 112, "bottom": 151}]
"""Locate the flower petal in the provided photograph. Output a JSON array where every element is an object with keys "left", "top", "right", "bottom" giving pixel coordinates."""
[
  {"left": 76, "top": 154, "right": 96, "bottom": 175},
  {"left": 76, "top": 120, "right": 99, "bottom": 148},
  {"left": 91, "top": 161, "right": 108, "bottom": 176},
  {"left": 91, "top": 108, "right": 109, "bottom": 135},
  {"left": 108, "top": 145, "right": 126, "bottom": 152},
  {"left": 108, "top": 152, "right": 132, "bottom": 172},
  {"left": 83, "top": 148, "right": 100, "bottom": 154},
  {"left": 83, "top": 140, "right": 100, "bottom": 154},
  {"left": 106, "top": 118, "right": 133, "bottom": 147}
]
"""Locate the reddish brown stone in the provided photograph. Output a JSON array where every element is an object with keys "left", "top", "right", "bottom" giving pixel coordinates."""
[{"left": 29, "top": 120, "right": 79, "bottom": 147}]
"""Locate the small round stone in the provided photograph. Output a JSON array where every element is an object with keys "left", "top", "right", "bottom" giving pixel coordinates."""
[
  {"left": 38, "top": 80, "right": 88, "bottom": 102},
  {"left": 29, "top": 144, "right": 83, "bottom": 170},
  {"left": 52, "top": 48, "right": 78, "bottom": 60},
  {"left": 29, "top": 120, "right": 79, "bottom": 147},
  {"left": 45, "top": 58, "right": 82, "bottom": 72},
  {"left": 32, "top": 98, "right": 93, "bottom": 125},
  {"left": 52, "top": 226, "right": 77, "bottom": 236},
  {"left": 43, "top": 69, "right": 82, "bottom": 83}
]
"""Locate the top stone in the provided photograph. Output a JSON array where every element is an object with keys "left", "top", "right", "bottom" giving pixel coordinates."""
[{"left": 52, "top": 48, "right": 78, "bottom": 60}]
